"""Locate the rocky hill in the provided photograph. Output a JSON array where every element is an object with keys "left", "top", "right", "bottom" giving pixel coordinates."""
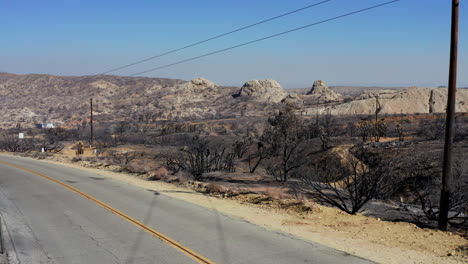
[
  {"left": 0, "top": 72, "right": 467, "bottom": 128},
  {"left": 302, "top": 86, "right": 468, "bottom": 116},
  {"left": 288, "top": 86, "right": 401, "bottom": 97},
  {"left": 0, "top": 73, "right": 277, "bottom": 128},
  {"left": 238, "top": 79, "right": 286, "bottom": 103}
]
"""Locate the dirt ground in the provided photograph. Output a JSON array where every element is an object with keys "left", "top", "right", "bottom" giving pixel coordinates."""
[
  {"left": 7, "top": 153, "right": 466, "bottom": 264},
  {"left": 0, "top": 254, "right": 7, "bottom": 264}
]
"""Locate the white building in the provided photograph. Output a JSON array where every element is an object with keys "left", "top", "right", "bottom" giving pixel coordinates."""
[{"left": 36, "top": 123, "right": 55, "bottom": 129}]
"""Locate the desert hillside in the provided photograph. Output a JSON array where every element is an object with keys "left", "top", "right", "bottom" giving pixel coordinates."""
[
  {"left": 1, "top": 72, "right": 467, "bottom": 128},
  {"left": 1, "top": 72, "right": 467, "bottom": 263}
]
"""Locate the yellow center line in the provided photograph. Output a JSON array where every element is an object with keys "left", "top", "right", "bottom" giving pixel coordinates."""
[{"left": 0, "top": 160, "right": 215, "bottom": 264}]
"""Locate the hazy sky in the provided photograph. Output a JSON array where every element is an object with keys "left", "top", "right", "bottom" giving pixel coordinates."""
[{"left": 1, "top": 0, "right": 466, "bottom": 88}]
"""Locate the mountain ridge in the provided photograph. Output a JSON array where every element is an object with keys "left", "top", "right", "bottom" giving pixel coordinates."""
[{"left": 1, "top": 72, "right": 467, "bottom": 129}]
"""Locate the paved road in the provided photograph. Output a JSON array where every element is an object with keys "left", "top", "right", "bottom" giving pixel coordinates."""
[{"left": 0, "top": 154, "right": 372, "bottom": 264}]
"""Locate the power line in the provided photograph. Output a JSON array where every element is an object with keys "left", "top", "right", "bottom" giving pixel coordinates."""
[
  {"left": 129, "top": 0, "right": 401, "bottom": 77},
  {"left": 98, "top": 0, "right": 332, "bottom": 75}
]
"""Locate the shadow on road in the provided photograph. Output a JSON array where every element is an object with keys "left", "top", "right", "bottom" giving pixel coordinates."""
[{"left": 125, "top": 193, "right": 158, "bottom": 264}]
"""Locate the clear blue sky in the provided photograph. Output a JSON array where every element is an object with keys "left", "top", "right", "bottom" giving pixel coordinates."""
[{"left": 1, "top": 0, "right": 466, "bottom": 88}]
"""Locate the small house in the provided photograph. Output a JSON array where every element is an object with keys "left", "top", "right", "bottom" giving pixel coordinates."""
[{"left": 36, "top": 123, "right": 55, "bottom": 129}]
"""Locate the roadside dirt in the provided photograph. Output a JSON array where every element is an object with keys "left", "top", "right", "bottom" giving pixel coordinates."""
[
  {"left": 5, "top": 153, "right": 466, "bottom": 264},
  {"left": 0, "top": 254, "right": 7, "bottom": 264}
]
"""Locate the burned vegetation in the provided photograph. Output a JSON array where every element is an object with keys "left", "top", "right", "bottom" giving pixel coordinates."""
[{"left": 1, "top": 103, "right": 467, "bottom": 234}]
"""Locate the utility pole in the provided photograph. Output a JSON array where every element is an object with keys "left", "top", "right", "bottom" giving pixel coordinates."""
[
  {"left": 439, "top": 0, "right": 459, "bottom": 231},
  {"left": 90, "top": 97, "right": 94, "bottom": 147}
]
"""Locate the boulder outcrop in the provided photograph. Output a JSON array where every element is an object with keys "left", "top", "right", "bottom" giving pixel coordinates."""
[
  {"left": 306, "top": 80, "right": 341, "bottom": 101},
  {"left": 182, "top": 77, "right": 217, "bottom": 90},
  {"left": 429, "top": 88, "right": 468, "bottom": 113},
  {"left": 239, "top": 79, "right": 286, "bottom": 103},
  {"left": 302, "top": 87, "right": 468, "bottom": 116},
  {"left": 355, "top": 90, "right": 399, "bottom": 100},
  {"left": 281, "top": 93, "right": 303, "bottom": 108}
]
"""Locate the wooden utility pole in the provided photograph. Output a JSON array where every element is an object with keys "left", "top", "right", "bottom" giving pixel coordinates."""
[
  {"left": 90, "top": 97, "right": 94, "bottom": 147},
  {"left": 439, "top": 0, "right": 459, "bottom": 231}
]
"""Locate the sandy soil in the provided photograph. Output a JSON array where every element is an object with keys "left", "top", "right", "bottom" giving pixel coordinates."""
[
  {"left": 5, "top": 153, "right": 466, "bottom": 264},
  {"left": 0, "top": 254, "right": 7, "bottom": 264}
]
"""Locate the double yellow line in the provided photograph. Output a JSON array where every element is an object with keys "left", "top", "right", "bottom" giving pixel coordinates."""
[{"left": 0, "top": 160, "right": 215, "bottom": 264}]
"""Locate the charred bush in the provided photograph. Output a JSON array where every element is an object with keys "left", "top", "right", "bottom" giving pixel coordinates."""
[
  {"left": 418, "top": 116, "right": 445, "bottom": 140},
  {"left": 295, "top": 145, "right": 391, "bottom": 214},
  {"left": 404, "top": 152, "right": 468, "bottom": 228},
  {"left": 261, "top": 109, "right": 309, "bottom": 182},
  {"left": 358, "top": 119, "right": 388, "bottom": 143},
  {"left": 157, "top": 135, "right": 237, "bottom": 180},
  {"left": 0, "top": 134, "right": 36, "bottom": 152},
  {"left": 108, "top": 150, "right": 140, "bottom": 166}
]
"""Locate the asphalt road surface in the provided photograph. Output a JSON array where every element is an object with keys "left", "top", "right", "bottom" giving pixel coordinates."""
[{"left": 0, "top": 154, "right": 373, "bottom": 264}]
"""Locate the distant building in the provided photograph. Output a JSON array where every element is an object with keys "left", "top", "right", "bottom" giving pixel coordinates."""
[{"left": 36, "top": 123, "right": 55, "bottom": 129}]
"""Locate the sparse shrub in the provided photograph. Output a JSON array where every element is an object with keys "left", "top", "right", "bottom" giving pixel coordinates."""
[
  {"left": 94, "top": 128, "right": 117, "bottom": 149},
  {"left": 157, "top": 135, "right": 237, "bottom": 180},
  {"left": 109, "top": 151, "right": 140, "bottom": 166},
  {"left": 71, "top": 156, "right": 82, "bottom": 162},
  {"left": 45, "top": 127, "right": 72, "bottom": 143},
  {"left": 204, "top": 183, "right": 224, "bottom": 194},
  {"left": 183, "top": 136, "right": 237, "bottom": 180},
  {"left": 157, "top": 150, "right": 186, "bottom": 174},
  {"left": 372, "top": 119, "right": 388, "bottom": 142},
  {"left": 454, "top": 114, "right": 467, "bottom": 141},
  {"left": 295, "top": 144, "right": 391, "bottom": 214},
  {"left": 246, "top": 141, "right": 270, "bottom": 173},
  {"left": 418, "top": 116, "right": 445, "bottom": 140},
  {"left": 233, "top": 136, "right": 252, "bottom": 159},
  {"left": 261, "top": 108, "right": 309, "bottom": 182},
  {"left": 396, "top": 123, "right": 405, "bottom": 142},
  {"left": 308, "top": 112, "right": 334, "bottom": 140},
  {"left": 357, "top": 119, "right": 387, "bottom": 143},
  {"left": 405, "top": 152, "right": 468, "bottom": 228},
  {"left": 0, "top": 134, "right": 36, "bottom": 152},
  {"left": 358, "top": 120, "right": 373, "bottom": 142},
  {"left": 318, "top": 126, "right": 330, "bottom": 150}
]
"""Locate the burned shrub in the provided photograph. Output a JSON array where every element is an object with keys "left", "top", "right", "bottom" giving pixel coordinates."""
[
  {"left": 418, "top": 116, "right": 445, "bottom": 140},
  {"left": 261, "top": 109, "right": 309, "bottom": 182},
  {"left": 0, "top": 134, "right": 36, "bottom": 152},
  {"left": 295, "top": 145, "right": 391, "bottom": 214},
  {"left": 404, "top": 152, "right": 468, "bottom": 228},
  {"left": 157, "top": 135, "right": 237, "bottom": 180},
  {"left": 357, "top": 119, "right": 388, "bottom": 143},
  {"left": 44, "top": 127, "right": 73, "bottom": 143},
  {"left": 108, "top": 150, "right": 140, "bottom": 166}
]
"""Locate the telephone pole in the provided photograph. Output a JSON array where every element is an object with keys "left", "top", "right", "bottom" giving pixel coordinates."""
[
  {"left": 439, "top": 0, "right": 459, "bottom": 231},
  {"left": 90, "top": 97, "right": 94, "bottom": 147}
]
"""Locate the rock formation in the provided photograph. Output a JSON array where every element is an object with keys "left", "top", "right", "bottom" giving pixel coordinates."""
[
  {"left": 302, "top": 87, "right": 468, "bottom": 116},
  {"left": 355, "top": 90, "right": 399, "bottom": 100},
  {"left": 281, "top": 93, "right": 303, "bottom": 108},
  {"left": 1, "top": 72, "right": 467, "bottom": 129},
  {"left": 182, "top": 77, "right": 217, "bottom": 90},
  {"left": 306, "top": 80, "right": 341, "bottom": 101},
  {"left": 429, "top": 88, "right": 468, "bottom": 113},
  {"left": 238, "top": 79, "right": 286, "bottom": 103}
]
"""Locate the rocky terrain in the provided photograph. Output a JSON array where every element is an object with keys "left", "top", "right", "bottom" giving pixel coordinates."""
[
  {"left": 302, "top": 86, "right": 468, "bottom": 116},
  {"left": 1, "top": 72, "right": 467, "bottom": 264},
  {"left": 0, "top": 72, "right": 467, "bottom": 128}
]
